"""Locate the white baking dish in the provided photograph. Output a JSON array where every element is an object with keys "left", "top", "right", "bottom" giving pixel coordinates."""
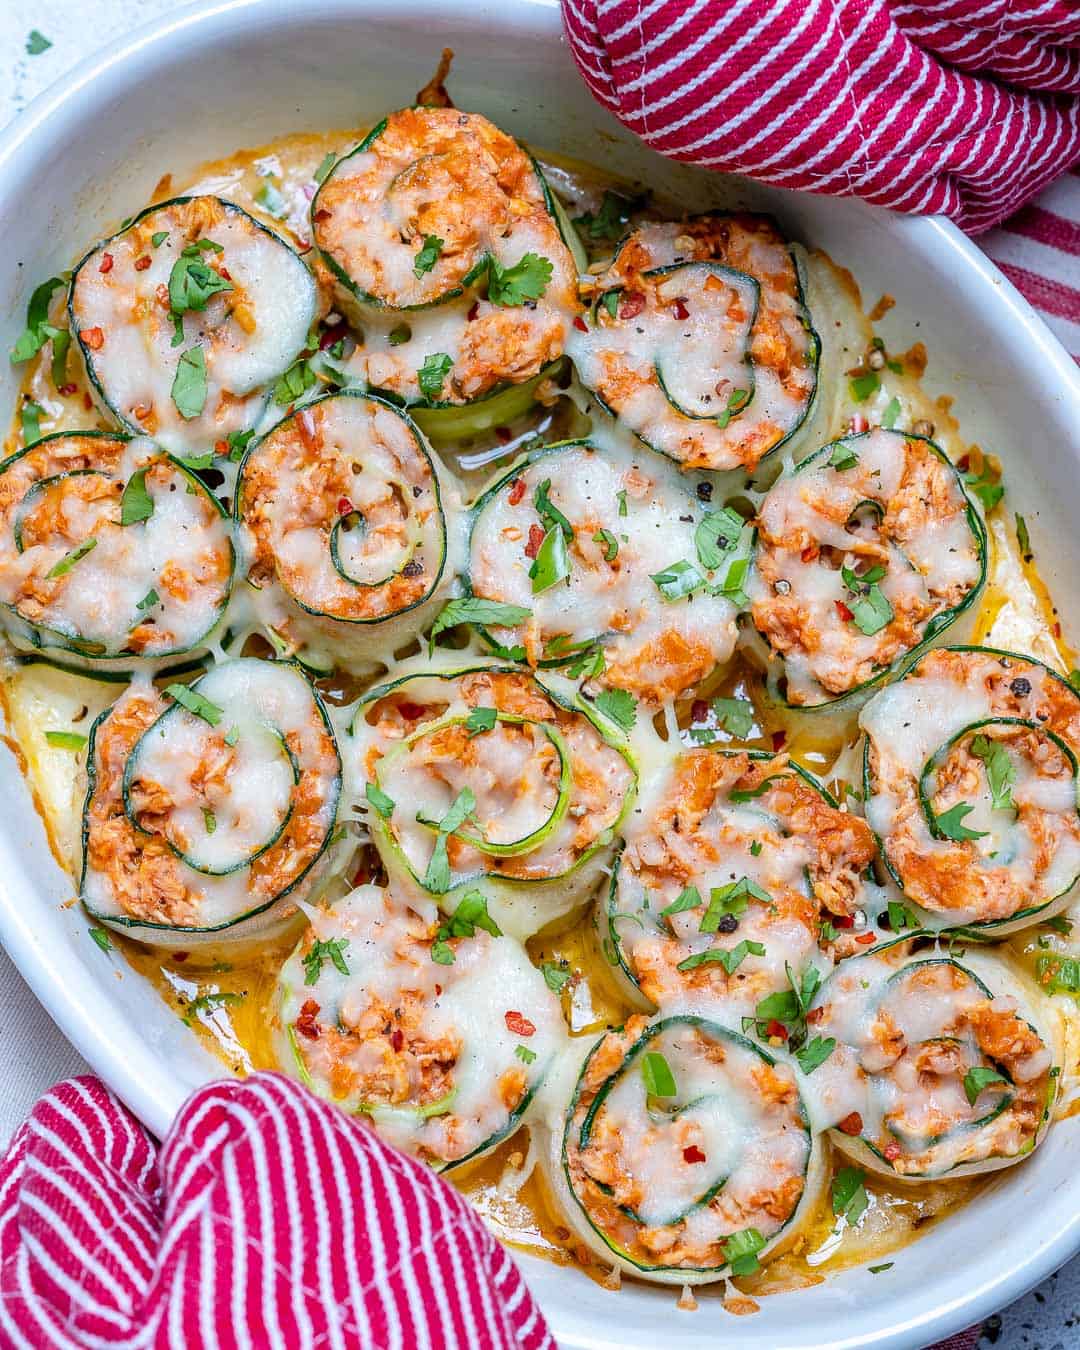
[{"left": 1, "top": 2, "right": 1079, "bottom": 1345}]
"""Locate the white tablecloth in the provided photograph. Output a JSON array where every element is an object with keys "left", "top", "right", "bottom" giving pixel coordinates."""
[{"left": 0, "top": 3, "right": 1076, "bottom": 1344}]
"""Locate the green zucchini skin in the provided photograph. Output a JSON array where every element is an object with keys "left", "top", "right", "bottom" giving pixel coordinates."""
[
  {"left": 68, "top": 196, "right": 317, "bottom": 452},
  {"left": 348, "top": 661, "right": 637, "bottom": 941},
  {"left": 234, "top": 391, "right": 456, "bottom": 666},
  {"left": 0, "top": 430, "right": 235, "bottom": 673},
  {"left": 860, "top": 645, "right": 1080, "bottom": 937},
  {"left": 809, "top": 946, "right": 1061, "bottom": 1180},
  {"left": 750, "top": 430, "right": 988, "bottom": 712},
  {"left": 556, "top": 1014, "right": 821, "bottom": 1283},
  {"left": 79, "top": 658, "right": 343, "bottom": 944},
  {"left": 271, "top": 882, "right": 567, "bottom": 1171}
]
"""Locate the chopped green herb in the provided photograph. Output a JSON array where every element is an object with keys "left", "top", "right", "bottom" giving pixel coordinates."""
[
  {"left": 848, "top": 584, "right": 893, "bottom": 637},
  {"left": 616, "top": 489, "right": 628, "bottom": 518},
  {"left": 172, "top": 346, "right": 208, "bottom": 419},
  {"left": 542, "top": 962, "right": 571, "bottom": 993},
  {"left": 420, "top": 788, "right": 477, "bottom": 893},
  {"left": 168, "top": 244, "right": 233, "bottom": 341},
  {"left": 530, "top": 525, "right": 571, "bottom": 594},
  {"left": 365, "top": 781, "right": 395, "bottom": 818},
  {"left": 49, "top": 328, "right": 71, "bottom": 389},
  {"left": 1044, "top": 916, "right": 1073, "bottom": 936},
  {"left": 10, "top": 276, "right": 66, "bottom": 364},
  {"left": 795, "top": 1036, "right": 836, "bottom": 1074},
  {"left": 418, "top": 351, "right": 453, "bottom": 401},
  {"left": 226, "top": 428, "right": 256, "bottom": 461},
  {"left": 388, "top": 324, "right": 411, "bottom": 346},
  {"left": 1037, "top": 953, "right": 1080, "bottom": 995},
  {"left": 46, "top": 537, "right": 96, "bottom": 579},
  {"left": 1015, "top": 512, "right": 1032, "bottom": 559},
  {"left": 716, "top": 555, "right": 751, "bottom": 607},
  {"left": 165, "top": 682, "right": 223, "bottom": 726},
  {"left": 593, "top": 528, "right": 618, "bottom": 562},
  {"left": 21, "top": 401, "right": 43, "bottom": 446},
  {"left": 202, "top": 808, "right": 217, "bottom": 835},
  {"left": 274, "top": 358, "right": 316, "bottom": 406},
  {"left": 829, "top": 443, "right": 859, "bottom": 471},
  {"left": 820, "top": 919, "right": 839, "bottom": 943},
  {"left": 485, "top": 253, "right": 553, "bottom": 307},
  {"left": 593, "top": 688, "right": 636, "bottom": 732},
  {"left": 713, "top": 387, "right": 750, "bottom": 431},
  {"left": 881, "top": 397, "right": 901, "bottom": 430},
  {"left": 651, "top": 559, "right": 705, "bottom": 602},
  {"left": 711, "top": 697, "right": 755, "bottom": 739},
  {"left": 661, "top": 886, "right": 702, "bottom": 920},
  {"left": 534, "top": 478, "right": 573, "bottom": 538},
  {"left": 182, "top": 991, "right": 242, "bottom": 1025},
  {"left": 573, "top": 190, "right": 642, "bottom": 241},
  {"left": 600, "top": 290, "right": 619, "bottom": 320},
  {"left": 964, "top": 464, "right": 1003, "bottom": 513},
  {"left": 700, "top": 877, "right": 770, "bottom": 932},
  {"left": 868, "top": 1263, "right": 894, "bottom": 1275},
  {"left": 970, "top": 734, "right": 1016, "bottom": 812},
  {"left": 832, "top": 1167, "right": 869, "bottom": 1225},
  {"left": 120, "top": 468, "right": 154, "bottom": 526},
  {"left": 750, "top": 839, "right": 762, "bottom": 857},
  {"left": 677, "top": 939, "right": 766, "bottom": 974},
  {"left": 465, "top": 707, "right": 498, "bottom": 737},
  {"left": 641, "top": 1050, "right": 677, "bottom": 1098},
  {"left": 431, "top": 938, "right": 455, "bottom": 965},
  {"left": 515, "top": 1044, "right": 537, "bottom": 1065},
  {"left": 694, "top": 507, "right": 743, "bottom": 570},
  {"left": 933, "top": 801, "right": 988, "bottom": 842},
  {"left": 431, "top": 889, "right": 502, "bottom": 961},
  {"left": 413, "top": 234, "right": 444, "bottom": 279},
  {"left": 26, "top": 30, "right": 52, "bottom": 55},
  {"left": 88, "top": 926, "right": 113, "bottom": 952},
  {"left": 314, "top": 153, "right": 337, "bottom": 186},
  {"left": 151, "top": 230, "right": 169, "bottom": 248},
  {"left": 722, "top": 1228, "right": 765, "bottom": 1278},
  {"left": 849, "top": 372, "right": 879, "bottom": 403},
  {"left": 224, "top": 725, "right": 240, "bottom": 747},
  {"left": 887, "top": 900, "right": 917, "bottom": 932},
  {"left": 429, "top": 597, "right": 531, "bottom": 651},
  {"left": 45, "top": 730, "right": 86, "bottom": 751},
  {"left": 963, "top": 1066, "right": 1008, "bottom": 1106},
  {"left": 303, "top": 937, "right": 351, "bottom": 985},
  {"left": 255, "top": 178, "right": 288, "bottom": 218}
]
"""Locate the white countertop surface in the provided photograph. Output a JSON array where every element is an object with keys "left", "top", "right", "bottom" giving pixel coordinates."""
[{"left": 0, "top": 3, "right": 1075, "bottom": 1345}]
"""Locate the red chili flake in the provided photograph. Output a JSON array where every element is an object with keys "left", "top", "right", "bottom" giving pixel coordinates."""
[
  {"left": 82, "top": 327, "right": 105, "bottom": 351},
  {"left": 771, "top": 730, "right": 787, "bottom": 751},
  {"left": 214, "top": 439, "right": 229, "bottom": 456},
  {"left": 397, "top": 701, "right": 427, "bottom": 722},
  {"left": 156, "top": 283, "right": 170, "bottom": 308},
  {"left": 59, "top": 383, "right": 77, "bottom": 396},
  {"left": 671, "top": 299, "right": 689, "bottom": 321},
  {"left": 806, "top": 1006, "right": 825, "bottom": 1025},
  {"left": 83, "top": 393, "right": 93, "bottom": 410},
  {"left": 690, "top": 699, "right": 709, "bottom": 723},
  {"left": 295, "top": 999, "right": 321, "bottom": 1041},
  {"left": 801, "top": 544, "right": 819, "bottom": 563},
  {"left": 524, "top": 523, "right": 545, "bottom": 559},
  {"left": 507, "top": 477, "right": 526, "bottom": 506},
  {"left": 957, "top": 455, "right": 971, "bottom": 473},
  {"left": 319, "top": 321, "right": 349, "bottom": 351},
  {"left": 434, "top": 985, "right": 442, "bottom": 997},
  {"left": 572, "top": 315, "right": 589, "bottom": 333},
  {"left": 837, "top": 1111, "right": 863, "bottom": 1136},
  {"left": 682, "top": 1145, "right": 706, "bottom": 1164},
  {"left": 467, "top": 301, "right": 480, "bottom": 322},
  {"left": 505, "top": 1010, "right": 536, "bottom": 1037},
  {"left": 835, "top": 600, "right": 854, "bottom": 622},
  {"left": 98, "top": 253, "right": 114, "bottom": 274},
  {"left": 1054, "top": 622, "right": 1062, "bottom": 638},
  {"left": 883, "top": 1141, "right": 902, "bottom": 1162},
  {"left": 314, "top": 208, "right": 332, "bottom": 222},
  {"left": 495, "top": 426, "right": 512, "bottom": 445},
  {"left": 833, "top": 914, "right": 855, "bottom": 929},
  {"left": 849, "top": 414, "right": 869, "bottom": 434},
  {"left": 854, "top": 931, "right": 876, "bottom": 945},
  {"left": 390, "top": 1028, "right": 404, "bottom": 1053},
  {"left": 134, "top": 256, "right": 151, "bottom": 272},
  {"left": 618, "top": 291, "right": 645, "bottom": 321},
  {"left": 219, "top": 267, "right": 232, "bottom": 281},
  {"left": 337, "top": 497, "right": 354, "bottom": 516},
  {"left": 172, "top": 952, "right": 189, "bottom": 963},
  {"left": 765, "top": 1020, "right": 789, "bottom": 1041}
]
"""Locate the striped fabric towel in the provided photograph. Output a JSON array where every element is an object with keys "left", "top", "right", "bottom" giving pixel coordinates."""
[
  {"left": 0, "top": 1073, "right": 552, "bottom": 1350},
  {"left": 562, "top": 0, "right": 1080, "bottom": 360}
]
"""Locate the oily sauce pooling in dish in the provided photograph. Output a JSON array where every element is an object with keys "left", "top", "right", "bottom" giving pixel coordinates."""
[{"left": 3, "top": 74, "right": 1078, "bottom": 1308}]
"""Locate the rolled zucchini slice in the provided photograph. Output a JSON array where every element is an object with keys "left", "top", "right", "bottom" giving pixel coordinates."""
[
  {"left": 569, "top": 214, "right": 818, "bottom": 472},
  {"left": 348, "top": 663, "right": 636, "bottom": 940},
  {"left": 312, "top": 107, "right": 580, "bottom": 425},
  {"left": 466, "top": 438, "right": 741, "bottom": 704},
  {"left": 749, "top": 429, "right": 986, "bottom": 708},
  {"left": 80, "top": 658, "right": 342, "bottom": 943},
  {"left": 235, "top": 391, "right": 457, "bottom": 666},
  {"left": 69, "top": 195, "right": 318, "bottom": 455},
  {"left": 272, "top": 883, "right": 566, "bottom": 1170},
  {"left": 0, "top": 431, "right": 233, "bottom": 669},
  {"left": 605, "top": 748, "right": 876, "bottom": 1017},
  {"left": 550, "top": 1013, "right": 824, "bottom": 1283},
  {"left": 808, "top": 944, "right": 1061, "bottom": 1180},
  {"left": 861, "top": 646, "right": 1080, "bottom": 935}
]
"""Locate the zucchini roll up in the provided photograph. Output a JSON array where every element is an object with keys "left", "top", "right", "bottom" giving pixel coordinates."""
[
  {"left": 605, "top": 748, "right": 876, "bottom": 1017},
  {"left": 273, "top": 884, "right": 566, "bottom": 1170},
  {"left": 0, "top": 431, "right": 233, "bottom": 669},
  {"left": 311, "top": 107, "right": 581, "bottom": 439},
  {"left": 69, "top": 196, "right": 318, "bottom": 455},
  {"left": 466, "top": 439, "right": 743, "bottom": 704},
  {"left": 236, "top": 392, "right": 456, "bottom": 667},
  {"left": 569, "top": 214, "right": 818, "bottom": 471},
  {"left": 80, "top": 658, "right": 342, "bottom": 943},
  {"left": 349, "top": 664, "right": 636, "bottom": 940},
  {"left": 809, "top": 944, "right": 1061, "bottom": 1179},
  {"left": 861, "top": 646, "right": 1080, "bottom": 935},
  {"left": 549, "top": 1013, "right": 824, "bottom": 1283},
  {"left": 749, "top": 429, "right": 986, "bottom": 708}
]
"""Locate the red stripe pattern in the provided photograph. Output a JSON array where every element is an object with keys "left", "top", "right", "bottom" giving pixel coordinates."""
[
  {"left": 0, "top": 1074, "right": 554, "bottom": 1350},
  {"left": 561, "top": 0, "right": 1080, "bottom": 235}
]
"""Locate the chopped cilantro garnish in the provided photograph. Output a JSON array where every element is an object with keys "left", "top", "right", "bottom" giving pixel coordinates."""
[
  {"left": 172, "top": 345, "right": 208, "bottom": 418},
  {"left": 485, "top": 253, "right": 553, "bottom": 307},
  {"left": 932, "top": 801, "right": 988, "bottom": 842},
  {"left": 44, "top": 730, "right": 86, "bottom": 751},
  {"left": 465, "top": 707, "right": 497, "bottom": 737},
  {"left": 165, "top": 682, "right": 223, "bottom": 726},
  {"left": 593, "top": 688, "right": 636, "bottom": 732},
  {"left": 832, "top": 1167, "right": 869, "bottom": 1225},
  {"left": 641, "top": 1050, "right": 677, "bottom": 1098},
  {"left": 413, "top": 234, "right": 444, "bottom": 279},
  {"left": 303, "top": 937, "right": 351, "bottom": 985},
  {"left": 365, "top": 781, "right": 395, "bottom": 818},
  {"left": 963, "top": 1066, "right": 1008, "bottom": 1106},
  {"left": 418, "top": 351, "right": 453, "bottom": 401},
  {"left": 46, "top": 537, "right": 96, "bottom": 579},
  {"left": 120, "top": 468, "right": 154, "bottom": 526}
]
